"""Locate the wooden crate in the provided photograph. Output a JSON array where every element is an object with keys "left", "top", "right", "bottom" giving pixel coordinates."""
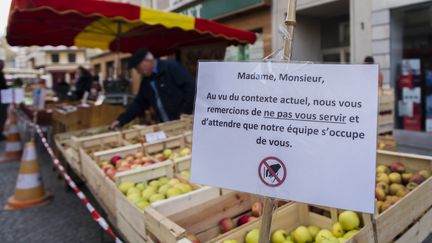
[
  {"left": 377, "top": 135, "right": 397, "bottom": 151},
  {"left": 144, "top": 191, "right": 264, "bottom": 243},
  {"left": 144, "top": 135, "right": 187, "bottom": 155},
  {"left": 378, "top": 89, "right": 394, "bottom": 135},
  {"left": 117, "top": 212, "right": 148, "bottom": 243},
  {"left": 379, "top": 88, "right": 394, "bottom": 112},
  {"left": 353, "top": 150, "right": 432, "bottom": 243},
  {"left": 213, "top": 202, "right": 366, "bottom": 243},
  {"left": 115, "top": 161, "right": 220, "bottom": 242},
  {"left": 183, "top": 131, "right": 192, "bottom": 146},
  {"left": 156, "top": 120, "right": 191, "bottom": 137},
  {"left": 394, "top": 206, "right": 432, "bottom": 243},
  {"left": 121, "top": 126, "right": 158, "bottom": 144},
  {"left": 71, "top": 131, "right": 123, "bottom": 151}
]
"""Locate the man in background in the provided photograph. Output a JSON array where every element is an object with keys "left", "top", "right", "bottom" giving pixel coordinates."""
[{"left": 111, "top": 48, "right": 195, "bottom": 129}]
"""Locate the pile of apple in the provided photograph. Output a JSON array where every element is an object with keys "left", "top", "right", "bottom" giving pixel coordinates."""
[
  {"left": 118, "top": 176, "right": 194, "bottom": 210},
  {"left": 99, "top": 147, "right": 191, "bottom": 179},
  {"left": 218, "top": 201, "right": 263, "bottom": 234},
  {"left": 224, "top": 211, "right": 361, "bottom": 243},
  {"left": 375, "top": 162, "right": 430, "bottom": 213}
]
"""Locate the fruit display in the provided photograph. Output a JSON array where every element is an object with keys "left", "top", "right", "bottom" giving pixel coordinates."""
[
  {"left": 224, "top": 210, "right": 361, "bottom": 243},
  {"left": 117, "top": 176, "right": 195, "bottom": 210},
  {"left": 98, "top": 147, "right": 192, "bottom": 180},
  {"left": 375, "top": 162, "right": 431, "bottom": 213},
  {"left": 218, "top": 201, "right": 263, "bottom": 234}
]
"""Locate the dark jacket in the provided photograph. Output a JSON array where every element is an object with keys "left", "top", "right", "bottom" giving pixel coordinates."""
[
  {"left": 117, "top": 60, "right": 195, "bottom": 125},
  {"left": 0, "top": 72, "right": 6, "bottom": 90},
  {"left": 75, "top": 72, "right": 92, "bottom": 99}
]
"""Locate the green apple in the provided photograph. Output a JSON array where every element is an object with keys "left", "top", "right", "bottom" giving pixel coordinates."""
[
  {"left": 332, "top": 222, "right": 344, "bottom": 238},
  {"left": 293, "top": 226, "right": 313, "bottom": 243},
  {"left": 163, "top": 149, "right": 173, "bottom": 159},
  {"left": 338, "top": 237, "right": 346, "bottom": 243},
  {"left": 307, "top": 225, "right": 320, "bottom": 239},
  {"left": 245, "top": 228, "right": 259, "bottom": 243},
  {"left": 149, "top": 180, "right": 160, "bottom": 188},
  {"left": 271, "top": 229, "right": 289, "bottom": 243},
  {"left": 169, "top": 178, "right": 180, "bottom": 186},
  {"left": 222, "top": 240, "right": 238, "bottom": 243},
  {"left": 158, "top": 184, "right": 172, "bottom": 195},
  {"left": 135, "top": 182, "right": 147, "bottom": 191},
  {"left": 282, "top": 240, "right": 294, "bottom": 243},
  {"left": 343, "top": 230, "right": 358, "bottom": 239},
  {"left": 118, "top": 182, "right": 135, "bottom": 194},
  {"left": 126, "top": 193, "right": 142, "bottom": 204},
  {"left": 338, "top": 211, "right": 360, "bottom": 231},
  {"left": 180, "top": 170, "right": 190, "bottom": 180},
  {"left": 127, "top": 187, "right": 141, "bottom": 196},
  {"left": 315, "top": 229, "right": 333, "bottom": 243},
  {"left": 179, "top": 148, "right": 191, "bottom": 157},
  {"left": 141, "top": 187, "right": 157, "bottom": 201},
  {"left": 174, "top": 183, "right": 192, "bottom": 193},
  {"left": 158, "top": 177, "right": 169, "bottom": 186},
  {"left": 135, "top": 200, "right": 150, "bottom": 209},
  {"left": 321, "top": 237, "right": 339, "bottom": 243},
  {"left": 149, "top": 193, "right": 165, "bottom": 203},
  {"left": 166, "top": 187, "right": 182, "bottom": 198}
]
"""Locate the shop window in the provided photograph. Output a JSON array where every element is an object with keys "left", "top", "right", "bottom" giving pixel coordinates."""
[
  {"left": 321, "top": 17, "right": 350, "bottom": 63},
  {"left": 68, "top": 53, "right": 76, "bottom": 63},
  {"left": 51, "top": 53, "right": 59, "bottom": 63},
  {"left": 391, "top": 3, "right": 432, "bottom": 132}
]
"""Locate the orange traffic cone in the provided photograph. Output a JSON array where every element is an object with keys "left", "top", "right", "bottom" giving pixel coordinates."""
[
  {"left": 2, "top": 106, "right": 14, "bottom": 136},
  {"left": 0, "top": 114, "right": 22, "bottom": 163},
  {"left": 5, "top": 141, "right": 52, "bottom": 210}
]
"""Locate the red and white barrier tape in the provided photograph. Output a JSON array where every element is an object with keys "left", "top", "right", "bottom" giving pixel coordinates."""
[{"left": 16, "top": 110, "right": 122, "bottom": 243}]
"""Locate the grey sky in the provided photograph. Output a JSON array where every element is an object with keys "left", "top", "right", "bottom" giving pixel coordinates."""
[{"left": 0, "top": 0, "right": 12, "bottom": 36}]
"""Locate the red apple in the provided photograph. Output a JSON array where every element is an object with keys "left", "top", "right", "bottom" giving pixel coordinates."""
[
  {"left": 237, "top": 215, "right": 256, "bottom": 226},
  {"left": 185, "top": 234, "right": 200, "bottom": 243},
  {"left": 110, "top": 155, "right": 122, "bottom": 165},
  {"left": 154, "top": 153, "right": 166, "bottom": 162},
  {"left": 101, "top": 164, "right": 114, "bottom": 173},
  {"left": 219, "top": 218, "right": 235, "bottom": 233},
  {"left": 251, "top": 201, "right": 263, "bottom": 217},
  {"left": 410, "top": 174, "right": 426, "bottom": 184},
  {"left": 105, "top": 168, "right": 116, "bottom": 179},
  {"left": 390, "top": 162, "right": 405, "bottom": 173}
]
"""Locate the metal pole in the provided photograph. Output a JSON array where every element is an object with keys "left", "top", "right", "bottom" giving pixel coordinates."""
[
  {"left": 258, "top": 1, "right": 297, "bottom": 242},
  {"left": 114, "top": 21, "right": 122, "bottom": 80}
]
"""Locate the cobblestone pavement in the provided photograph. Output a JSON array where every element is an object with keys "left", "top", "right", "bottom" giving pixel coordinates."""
[{"left": 0, "top": 140, "right": 115, "bottom": 243}]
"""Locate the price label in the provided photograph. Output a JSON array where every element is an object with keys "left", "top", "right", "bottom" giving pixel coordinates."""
[{"left": 145, "top": 131, "right": 167, "bottom": 143}]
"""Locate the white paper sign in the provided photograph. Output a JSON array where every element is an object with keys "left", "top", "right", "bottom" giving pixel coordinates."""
[
  {"left": 145, "top": 131, "right": 167, "bottom": 143},
  {"left": 426, "top": 119, "right": 432, "bottom": 133},
  {"left": 191, "top": 62, "right": 379, "bottom": 213},
  {"left": 398, "top": 100, "right": 413, "bottom": 117},
  {"left": 1, "top": 88, "right": 24, "bottom": 104},
  {"left": 402, "top": 87, "right": 421, "bottom": 104}
]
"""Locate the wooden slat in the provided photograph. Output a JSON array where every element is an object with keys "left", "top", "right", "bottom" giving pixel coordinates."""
[{"left": 144, "top": 207, "right": 186, "bottom": 243}]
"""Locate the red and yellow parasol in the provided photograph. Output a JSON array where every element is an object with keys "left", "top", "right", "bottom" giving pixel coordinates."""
[{"left": 7, "top": 0, "right": 257, "bottom": 56}]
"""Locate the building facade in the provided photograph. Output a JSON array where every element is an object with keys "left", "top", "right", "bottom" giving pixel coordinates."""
[
  {"left": 273, "top": 0, "right": 432, "bottom": 150},
  {"left": 155, "top": 0, "right": 272, "bottom": 61},
  {"left": 21, "top": 47, "right": 91, "bottom": 86}
]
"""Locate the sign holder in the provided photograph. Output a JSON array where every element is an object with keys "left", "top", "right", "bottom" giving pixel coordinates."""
[{"left": 257, "top": 1, "right": 379, "bottom": 242}]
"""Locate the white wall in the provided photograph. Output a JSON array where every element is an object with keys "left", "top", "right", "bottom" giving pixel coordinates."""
[
  {"left": 292, "top": 16, "right": 322, "bottom": 62},
  {"left": 350, "top": 0, "right": 372, "bottom": 64}
]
